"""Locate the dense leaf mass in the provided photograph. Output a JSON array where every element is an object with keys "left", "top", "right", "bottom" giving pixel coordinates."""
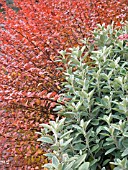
[
  {"left": 0, "top": 0, "right": 127, "bottom": 169},
  {"left": 39, "top": 23, "right": 128, "bottom": 170}
]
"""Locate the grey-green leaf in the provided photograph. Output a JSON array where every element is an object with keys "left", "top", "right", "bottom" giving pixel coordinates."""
[
  {"left": 73, "top": 154, "right": 87, "bottom": 169},
  {"left": 78, "top": 162, "right": 90, "bottom": 170},
  {"left": 105, "top": 148, "right": 116, "bottom": 155},
  {"left": 52, "top": 156, "right": 59, "bottom": 168},
  {"left": 37, "top": 136, "right": 53, "bottom": 144},
  {"left": 121, "top": 148, "right": 128, "bottom": 157}
]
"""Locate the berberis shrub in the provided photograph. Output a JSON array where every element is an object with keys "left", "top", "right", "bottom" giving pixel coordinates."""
[{"left": 38, "top": 22, "right": 128, "bottom": 170}]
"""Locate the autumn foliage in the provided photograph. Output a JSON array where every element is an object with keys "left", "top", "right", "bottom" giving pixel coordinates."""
[{"left": 0, "top": 0, "right": 127, "bottom": 169}]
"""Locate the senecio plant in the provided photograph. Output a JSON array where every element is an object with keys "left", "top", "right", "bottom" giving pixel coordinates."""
[{"left": 38, "top": 22, "right": 128, "bottom": 170}]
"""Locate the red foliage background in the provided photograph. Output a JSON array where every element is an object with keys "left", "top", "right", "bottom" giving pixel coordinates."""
[{"left": 0, "top": 0, "right": 127, "bottom": 169}]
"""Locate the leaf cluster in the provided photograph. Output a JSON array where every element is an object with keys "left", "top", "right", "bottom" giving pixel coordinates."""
[{"left": 39, "top": 23, "right": 128, "bottom": 170}]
